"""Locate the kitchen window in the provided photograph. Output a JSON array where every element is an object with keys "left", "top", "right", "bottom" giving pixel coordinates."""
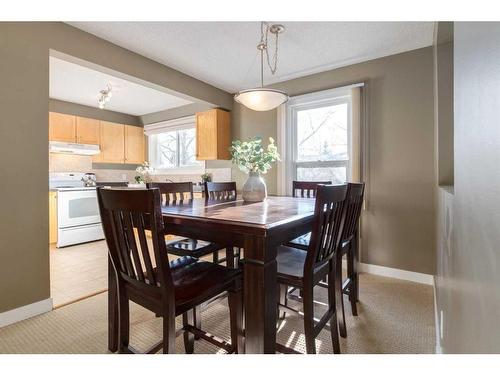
[{"left": 144, "top": 116, "right": 205, "bottom": 173}]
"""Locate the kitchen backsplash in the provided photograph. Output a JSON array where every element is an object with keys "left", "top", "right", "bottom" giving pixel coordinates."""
[{"left": 49, "top": 153, "right": 232, "bottom": 183}]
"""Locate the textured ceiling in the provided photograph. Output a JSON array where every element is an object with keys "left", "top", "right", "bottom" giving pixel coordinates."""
[
  {"left": 68, "top": 22, "right": 434, "bottom": 93},
  {"left": 49, "top": 56, "right": 192, "bottom": 116}
]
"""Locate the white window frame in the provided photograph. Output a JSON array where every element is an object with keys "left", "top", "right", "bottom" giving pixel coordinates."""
[
  {"left": 144, "top": 115, "right": 205, "bottom": 175},
  {"left": 277, "top": 84, "right": 363, "bottom": 196}
]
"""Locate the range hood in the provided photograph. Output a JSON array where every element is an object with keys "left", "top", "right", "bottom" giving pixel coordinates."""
[{"left": 49, "top": 141, "right": 100, "bottom": 156}]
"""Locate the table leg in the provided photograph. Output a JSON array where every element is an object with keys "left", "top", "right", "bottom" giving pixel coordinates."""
[
  {"left": 243, "top": 235, "right": 277, "bottom": 354},
  {"left": 108, "top": 256, "right": 118, "bottom": 352}
]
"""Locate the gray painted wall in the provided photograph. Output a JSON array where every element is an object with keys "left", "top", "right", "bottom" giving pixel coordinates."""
[
  {"left": 49, "top": 99, "right": 142, "bottom": 126},
  {"left": 232, "top": 47, "right": 436, "bottom": 275},
  {"left": 0, "top": 22, "right": 233, "bottom": 314},
  {"left": 437, "top": 22, "right": 500, "bottom": 353}
]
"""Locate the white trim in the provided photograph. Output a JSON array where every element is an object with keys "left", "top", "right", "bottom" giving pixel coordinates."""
[
  {"left": 433, "top": 276, "right": 443, "bottom": 354},
  {"left": 143, "top": 115, "right": 196, "bottom": 136},
  {"left": 359, "top": 262, "right": 434, "bottom": 285},
  {"left": 0, "top": 298, "right": 53, "bottom": 328}
]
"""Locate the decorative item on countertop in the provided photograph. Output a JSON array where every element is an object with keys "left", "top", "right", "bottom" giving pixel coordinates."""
[
  {"left": 134, "top": 162, "right": 153, "bottom": 184},
  {"left": 230, "top": 137, "right": 280, "bottom": 202},
  {"left": 201, "top": 172, "right": 212, "bottom": 183}
]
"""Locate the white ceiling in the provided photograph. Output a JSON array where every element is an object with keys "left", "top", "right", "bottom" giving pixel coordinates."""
[
  {"left": 49, "top": 56, "right": 193, "bottom": 116},
  {"left": 68, "top": 22, "right": 435, "bottom": 93}
]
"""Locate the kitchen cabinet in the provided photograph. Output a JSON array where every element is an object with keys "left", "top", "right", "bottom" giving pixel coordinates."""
[
  {"left": 196, "top": 108, "right": 231, "bottom": 160},
  {"left": 76, "top": 116, "right": 100, "bottom": 145},
  {"left": 49, "top": 192, "right": 57, "bottom": 244},
  {"left": 124, "top": 125, "right": 145, "bottom": 164},
  {"left": 49, "top": 112, "right": 76, "bottom": 142},
  {"left": 99, "top": 121, "right": 125, "bottom": 163}
]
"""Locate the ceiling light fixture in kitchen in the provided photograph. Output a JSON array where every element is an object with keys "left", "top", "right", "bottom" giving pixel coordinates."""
[
  {"left": 98, "top": 84, "right": 113, "bottom": 109},
  {"left": 234, "top": 22, "right": 288, "bottom": 111}
]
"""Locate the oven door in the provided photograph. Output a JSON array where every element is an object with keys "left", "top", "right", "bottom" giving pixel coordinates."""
[{"left": 57, "top": 189, "right": 101, "bottom": 228}]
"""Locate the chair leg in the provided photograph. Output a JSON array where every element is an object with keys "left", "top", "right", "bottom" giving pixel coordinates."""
[
  {"left": 193, "top": 305, "right": 202, "bottom": 341},
  {"left": 228, "top": 288, "right": 244, "bottom": 354},
  {"left": 347, "top": 245, "right": 358, "bottom": 316},
  {"left": 235, "top": 247, "right": 241, "bottom": 269},
  {"left": 335, "top": 256, "right": 347, "bottom": 338},
  {"left": 352, "top": 234, "right": 360, "bottom": 303},
  {"left": 226, "top": 247, "right": 235, "bottom": 268},
  {"left": 277, "top": 283, "right": 288, "bottom": 321},
  {"left": 183, "top": 310, "right": 195, "bottom": 353},
  {"left": 162, "top": 309, "right": 176, "bottom": 354},
  {"left": 328, "top": 268, "right": 341, "bottom": 354},
  {"left": 302, "top": 285, "right": 316, "bottom": 354},
  {"left": 118, "top": 295, "right": 130, "bottom": 353},
  {"left": 213, "top": 250, "right": 219, "bottom": 264}
]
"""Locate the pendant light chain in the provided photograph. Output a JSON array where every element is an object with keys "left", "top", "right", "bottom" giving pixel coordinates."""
[{"left": 258, "top": 21, "right": 281, "bottom": 87}]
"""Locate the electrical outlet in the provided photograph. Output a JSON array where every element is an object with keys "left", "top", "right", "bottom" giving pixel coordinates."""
[{"left": 440, "top": 310, "right": 444, "bottom": 340}]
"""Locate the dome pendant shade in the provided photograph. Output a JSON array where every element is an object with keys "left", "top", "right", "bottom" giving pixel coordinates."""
[{"left": 234, "top": 88, "right": 289, "bottom": 111}]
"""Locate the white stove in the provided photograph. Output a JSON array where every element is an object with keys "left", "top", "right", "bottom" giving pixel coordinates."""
[{"left": 49, "top": 172, "right": 104, "bottom": 248}]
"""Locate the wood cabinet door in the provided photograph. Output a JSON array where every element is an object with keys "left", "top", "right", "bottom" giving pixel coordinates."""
[
  {"left": 216, "top": 109, "right": 231, "bottom": 160},
  {"left": 124, "top": 125, "right": 145, "bottom": 164},
  {"left": 99, "top": 121, "right": 125, "bottom": 163},
  {"left": 76, "top": 116, "right": 100, "bottom": 145},
  {"left": 196, "top": 110, "right": 217, "bottom": 160},
  {"left": 49, "top": 112, "right": 76, "bottom": 142}
]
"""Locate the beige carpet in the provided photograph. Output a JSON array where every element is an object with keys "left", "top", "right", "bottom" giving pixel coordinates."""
[{"left": 0, "top": 273, "right": 435, "bottom": 354}]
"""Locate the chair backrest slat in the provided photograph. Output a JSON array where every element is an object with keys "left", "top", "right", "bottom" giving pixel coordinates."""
[
  {"left": 204, "top": 182, "right": 237, "bottom": 201},
  {"left": 147, "top": 182, "right": 194, "bottom": 205},
  {"left": 98, "top": 188, "right": 174, "bottom": 298},
  {"left": 133, "top": 211, "right": 156, "bottom": 285},
  {"left": 305, "top": 185, "right": 347, "bottom": 275},
  {"left": 340, "top": 183, "right": 365, "bottom": 243},
  {"left": 292, "top": 181, "right": 332, "bottom": 198}
]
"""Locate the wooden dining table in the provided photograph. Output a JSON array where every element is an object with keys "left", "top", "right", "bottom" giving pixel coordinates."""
[{"left": 107, "top": 196, "right": 316, "bottom": 354}]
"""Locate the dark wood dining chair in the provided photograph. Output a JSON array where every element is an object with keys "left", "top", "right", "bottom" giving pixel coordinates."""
[
  {"left": 287, "top": 180, "right": 332, "bottom": 249},
  {"left": 336, "top": 182, "right": 365, "bottom": 338},
  {"left": 204, "top": 181, "right": 240, "bottom": 266},
  {"left": 276, "top": 184, "right": 347, "bottom": 354},
  {"left": 97, "top": 187, "right": 243, "bottom": 354},
  {"left": 204, "top": 181, "right": 237, "bottom": 201},
  {"left": 147, "top": 182, "right": 227, "bottom": 264}
]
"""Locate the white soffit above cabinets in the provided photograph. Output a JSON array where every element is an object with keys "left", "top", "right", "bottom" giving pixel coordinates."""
[
  {"left": 49, "top": 56, "right": 193, "bottom": 116},
  {"left": 67, "top": 22, "right": 434, "bottom": 93}
]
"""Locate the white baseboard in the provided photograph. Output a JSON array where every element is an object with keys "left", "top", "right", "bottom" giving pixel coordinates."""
[
  {"left": 0, "top": 298, "right": 53, "bottom": 328},
  {"left": 359, "top": 262, "right": 434, "bottom": 285},
  {"left": 432, "top": 276, "right": 443, "bottom": 354}
]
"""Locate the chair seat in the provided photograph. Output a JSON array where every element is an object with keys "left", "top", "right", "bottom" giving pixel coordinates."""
[
  {"left": 286, "top": 232, "right": 311, "bottom": 250},
  {"left": 148, "top": 257, "right": 241, "bottom": 314},
  {"left": 276, "top": 245, "right": 329, "bottom": 287},
  {"left": 166, "top": 237, "right": 224, "bottom": 258}
]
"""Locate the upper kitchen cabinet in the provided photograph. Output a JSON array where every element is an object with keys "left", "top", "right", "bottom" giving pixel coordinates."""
[
  {"left": 98, "top": 121, "right": 125, "bottom": 163},
  {"left": 124, "top": 125, "right": 145, "bottom": 164},
  {"left": 49, "top": 112, "right": 76, "bottom": 142},
  {"left": 76, "top": 117, "right": 100, "bottom": 145},
  {"left": 196, "top": 108, "right": 231, "bottom": 160}
]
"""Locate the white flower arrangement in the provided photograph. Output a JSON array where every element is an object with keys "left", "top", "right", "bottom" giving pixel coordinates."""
[
  {"left": 135, "top": 162, "right": 153, "bottom": 184},
  {"left": 230, "top": 137, "right": 281, "bottom": 174}
]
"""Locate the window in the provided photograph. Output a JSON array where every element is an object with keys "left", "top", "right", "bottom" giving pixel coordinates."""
[
  {"left": 144, "top": 116, "right": 204, "bottom": 173},
  {"left": 277, "top": 85, "right": 362, "bottom": 196},
  {"left": 295, "top": 101, "right": 350, "bottom": 183}
]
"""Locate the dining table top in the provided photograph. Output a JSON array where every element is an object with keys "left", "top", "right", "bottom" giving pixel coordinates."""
[{"left": 160, "top": 196, "right": 316, "bottom": 229}]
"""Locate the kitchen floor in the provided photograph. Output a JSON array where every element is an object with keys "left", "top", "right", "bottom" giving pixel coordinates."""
[{"left": 50, "top": 241, "right": 108, "bottom": 308}]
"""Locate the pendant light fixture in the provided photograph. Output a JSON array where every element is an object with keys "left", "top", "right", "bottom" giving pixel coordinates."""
[{"left": 234, "top": 22, "right": 289, "bottom": 111}]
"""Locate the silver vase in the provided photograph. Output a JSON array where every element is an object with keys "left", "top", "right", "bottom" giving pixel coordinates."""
[{"left": 242, "top": 171, "right": 267, "bottom": 202}]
